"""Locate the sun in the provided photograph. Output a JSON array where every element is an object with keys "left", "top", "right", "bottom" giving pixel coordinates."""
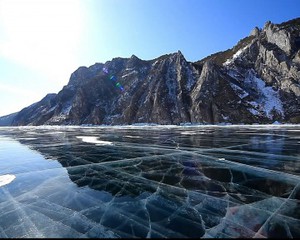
[{"left": 0, "top": 0, "right": 84, "bottom": 84}]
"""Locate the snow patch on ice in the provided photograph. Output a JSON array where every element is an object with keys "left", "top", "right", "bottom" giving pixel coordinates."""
[
  {"left": 76, "top": 136, "right": 113, "bottom": 146},
  {"left": 180, "top": 131, "right": 197, "bottom": 135},
  {"left": 19, "top": 137, "right": 37, "bottom": 140},
  {"left": 124, "top": 135, "right": 142, "bottom": 139},
  {"left": 0, "top": 174, "right": 16, "bottom": 187}
]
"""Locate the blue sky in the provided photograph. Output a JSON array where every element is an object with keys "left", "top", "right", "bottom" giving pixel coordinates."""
[{"left": 0, "top": 0, "right": 299, "bottom": 116}]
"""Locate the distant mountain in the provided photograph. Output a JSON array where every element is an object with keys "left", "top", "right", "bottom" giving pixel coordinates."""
[
  {"left": 1, "top": 17, "right": 300, "bottom": 126},
  {"left": 0, "top": 112, "right": 18, "bottom": 126}
]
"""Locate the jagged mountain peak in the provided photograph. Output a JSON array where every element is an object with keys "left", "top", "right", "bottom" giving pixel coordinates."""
[
  {"left": 262, "top": 18, "right": 300, "bottom": 56},
  {"left": 263, "top": 20, "right": 272, "bottom": 29},
  {"left": 262, "top": 18, "right": 300, "bottom": 31},
  {"left": 175, "top": 50, "right": 184, "bottom": 57},
  {"left": 155, "top": 51, "right": 188, "bottom": 66},
  {"left": 130, "top": 54, "right": 140, "bottom": 60},
  {"left": 68, "top": 63, "right": 104, "bottom": 86},
  {"left": 250, "top": 27, "right": 261, "bottom": 37},
  {"left": 168, "top": 50, "right": 185, "bottom": 58},
  {"left": 127, "top": 54, "right": 144, "bottom": 65},
  {"left": 174, "top": 50, "right": 187, "bottom": 61}
]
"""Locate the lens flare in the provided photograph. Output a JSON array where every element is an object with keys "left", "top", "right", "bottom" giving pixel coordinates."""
[
  {"left": 102, "top": 67, "right": 124, "bottom": 91},
  {"left": 102, "top": 67, "right": 109, "bottom": 74}
]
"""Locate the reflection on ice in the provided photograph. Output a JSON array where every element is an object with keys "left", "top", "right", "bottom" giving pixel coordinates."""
[{"left": 0, "top": 125, "right": 299, "bottom": 238}]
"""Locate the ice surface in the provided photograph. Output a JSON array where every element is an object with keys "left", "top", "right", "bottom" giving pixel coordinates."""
[{"left": 0, "top": 125, "right": 299, "bottom": 238}]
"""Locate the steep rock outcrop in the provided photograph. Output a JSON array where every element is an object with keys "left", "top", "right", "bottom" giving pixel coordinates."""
[
  {"left": 11, "top": 94, "right": 57, "bottom": 125},
  {"left": 0, "top": 112, "right": 18, "bottom": 126}
]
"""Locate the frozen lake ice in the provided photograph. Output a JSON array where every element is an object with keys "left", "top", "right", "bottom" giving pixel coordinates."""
[{"left": 0, "top": 125, "right": 299, "bottom": 238}]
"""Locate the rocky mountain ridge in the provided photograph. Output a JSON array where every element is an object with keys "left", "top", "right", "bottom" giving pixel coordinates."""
[{"left": 1, "top": 17, "right": 300, "bottom": 126}]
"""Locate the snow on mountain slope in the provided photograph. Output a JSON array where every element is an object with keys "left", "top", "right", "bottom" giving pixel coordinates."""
[
  {"left": 245, "top": 70, "right": 284, "bottom": 119},
  {"left": 228, "top": 68, "right": 284, "bottom": 120},
  {"left": 223, "top": 45, "right": 250, "bottom": 66}
]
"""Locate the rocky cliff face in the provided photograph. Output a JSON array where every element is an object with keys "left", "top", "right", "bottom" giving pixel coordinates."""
[{"left": 3, "top": 18, "right": 300, "bottom": 126}]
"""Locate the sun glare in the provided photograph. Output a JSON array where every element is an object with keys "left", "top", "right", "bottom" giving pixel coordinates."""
[{"left": 0, "top": 0, "right": 84, "bottom": 85}]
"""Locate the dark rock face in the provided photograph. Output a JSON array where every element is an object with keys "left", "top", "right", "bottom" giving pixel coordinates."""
[
  {"left": 3, "top": 18, "right": 300, "bottom": 126},
  {"left": 11, "top": 94, "right": 57, "bottom": 125},
  {"left": 0, "top": 112, "right": 18, "bottom": 126}
]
